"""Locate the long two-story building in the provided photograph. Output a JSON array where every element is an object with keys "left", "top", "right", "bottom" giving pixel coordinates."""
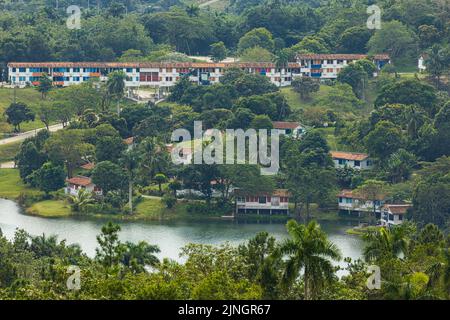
[
  {"left": 234, "top": 189, "right": 290, "bottom": 215},
  {"left": 7, "top": 54, "right": 390, "bottom": 88}
]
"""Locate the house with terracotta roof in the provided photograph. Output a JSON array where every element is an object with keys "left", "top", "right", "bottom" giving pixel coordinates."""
[
  {"left": 234, "top": 189, "right": 290, "bottom": 215},
  {"left": 330, "top": 151, "right": 373, "bottom": 170},
  {"left": 380, "top": 204, "right": 412, "bottom": 227},
  {"left": 272, "top": 121, "right": 305, "bottom": 138},
  {"left": 338, "top": 189, "right": 383, "bottom": 216},
  {"left": 65, "top": 175, "right": 102, "bottom": 196}
]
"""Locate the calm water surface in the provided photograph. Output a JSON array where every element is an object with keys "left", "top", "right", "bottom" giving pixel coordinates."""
[{"left": 0, "top": 199, "right": 364, "bottom": 270}]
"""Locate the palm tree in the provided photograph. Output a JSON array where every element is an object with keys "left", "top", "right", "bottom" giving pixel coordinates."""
[
  {"left": 106, "top": 71, "right": 127, "bottom": 115},
  {"left": 363, "top": 225, "right": 411, "bottom": 262},
  {"left": 186, "top": 4, "right": 200, "bottom": 17},
  {"left": 121, "top": 241, "right": 160, "bottom": 273},
  {"left": 280, "top": 220, "right": 342, "bottom": 300},
  {"left": 273, "top": 49, "right": 290, "bottom": 88},
  {"left": 69, "top": 188, "right": 95, "bottom": 212},
  {"left": 120, "top": 149, "right": 139, "bottom": 215}
]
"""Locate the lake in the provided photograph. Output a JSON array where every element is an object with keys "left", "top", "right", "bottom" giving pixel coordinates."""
[{"left": 0, "top": 199, "right": 364, "bottom": 271}]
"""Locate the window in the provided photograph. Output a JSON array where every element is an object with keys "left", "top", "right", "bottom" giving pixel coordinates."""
[
  {"left": 12, "top": 68, "right": 16, "bottom": 72},
  {"left": 19, "top": 68, "right": 26, "bottom": 72},
  {"left": 83, "top": 76, "right": 90, "bottom": 81},
  {"left": 73, "top": 76, "right": 80, "bottom": 81},
  {"left": 338, "top": 159, "right": 347, "bottom": 165},
  {"left": 339, "top": 197, "right": 343, "bottom": 203},
  {"left": 126, "top": 68, "right": 133, "bottom": 73},
  {"left": 354, "top": 160, "right": 360, "bottom": 167},
  {"left": 258, "top": 196, "right": 266, "bottom": 204},
  {"left": 399, "top": 215, "right": 403, "bottom": 220},
  {"left": 389, "top": 214, "right": 394, "bottom": 221},
  {"left": 346, "top": 198, "right": 353, "bottom": 204},
  {"left": 19, "top": 76, "right": 26, "bottom": 82},
  {"left": 72, "top": 68, "right": 80, "bottom": 72}
]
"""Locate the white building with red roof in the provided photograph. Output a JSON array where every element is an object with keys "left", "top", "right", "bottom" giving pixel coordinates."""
[
  {"left": 65, "top": 175, "right": 102, "bottom": 196},
  {"left": 234, "top": 189, "right": 290, "bottom": 215},
  {"left": 338, "top": 189, "right": 383, "bottom": 215},
  {"left": 331, "top": 151, "right": 373, "bottom": 170},
  {"left": 380, "top": 204, "right": 412, "bottom": 227}
]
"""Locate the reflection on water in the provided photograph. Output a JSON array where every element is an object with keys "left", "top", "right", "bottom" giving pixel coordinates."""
[{"left": 0, "top": 199, "right": 364, "bottom": 271}]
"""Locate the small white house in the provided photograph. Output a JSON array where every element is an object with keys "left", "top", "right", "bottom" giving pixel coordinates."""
[
  {"left": 380, "top": 204, "right": 412, "bottom": 227},
  {"left": 272, "top": 121, "right": 305, "bottom": 138},
  {"left": 331, "top": 151, "right": 373, "bottom": 170},
  {"left": 66, "top": 176, "right": 102, "bottom": 196},
  {"left": 338, "top": 189, "right": 383, "bottom": 215},
  {"left": 235, "top": 189, "right": 290, "bottom": 215}
]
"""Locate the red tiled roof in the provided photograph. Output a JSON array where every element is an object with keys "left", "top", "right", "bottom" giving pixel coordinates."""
[
  {"left": 272, "top": 121, "right": 301, "bottom": 129},
  {"left": 331, "top": 151, "right": 369, "bottom": 161},
  {"left": 296, "top": 54, "right": 390, "bottom": 60},
  {"left": 66, "top": 176, "right": 92, "bottom": 187},
  {"left": 338, "top": 189, "right": 358, "bottom": 198},
  {"left": 7, "top": 61, "right": 301, "bottom": 69},
  {"left": 80, "top": 162, "right": 95, "bottom": 170},
  {"left": 383, "top": 204, "right": 412, "bottom": 215}
]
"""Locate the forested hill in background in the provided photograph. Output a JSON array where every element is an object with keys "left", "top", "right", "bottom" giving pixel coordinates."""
[{"left": 0, "top": 0, "right": 449, "bottom": 77}]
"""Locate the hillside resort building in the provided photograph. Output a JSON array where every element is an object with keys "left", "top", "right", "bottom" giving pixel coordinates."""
[{"left": 7, "top": 54, "right": 390, "bottom": 88}]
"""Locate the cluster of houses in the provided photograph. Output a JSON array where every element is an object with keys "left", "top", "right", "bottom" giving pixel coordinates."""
[
  {"left": 7, "top": 53, "right": 391, "bottom": 88},
  {"left": 64, "top": 132, "right": 410, "bottom": 225}
]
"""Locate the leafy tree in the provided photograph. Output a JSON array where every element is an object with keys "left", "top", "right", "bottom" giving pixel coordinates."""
[
  {"left": 337, "top": 63, "right": 368, "bottom": 99},
  {"left": 367, "top": 20, "right": 416, "bottom": 61},
  {"left": 280, "top": 220, "right": 342, "bottom": 300},
  {"left": 37, "top": 103, "right": 56, "bottom": 130},
  {"left": 45, "top": 129, "right": 94, "bottom": 178},
  {"left": 4, "top": 102, "right": 35, "bottom": 132},
  {"left": 365, "top": 121, "right": 405, "bottom": 159},
  {"left": 292, "top": 36, "right": 328, "bottom": 53},
  {"left": 210, "top": 41, "right": 227, "bottom": 62},
  {"left": 37, "top": 73, "right": 52, "bottom": 99},
  {"left": 339, "top": 26, "right": 372, "bottom": 53},
  {"left": 384, "top": 149, "right": 417, "bottom": 183},
  {"left": 250, "top": 115, "right": 273, "bottom": 130},
  {"left": 375, "top": 80, "right": 437, "bottom": 116},
  {"left": 95, "top": 135, "right": 127, "bottom": 163},
  {"left": 96, "top": 222, "right": 125, "bottom": 269},
  {"left": 92, "top": 161, "right": 127, "bottom": 194},
  {"left": 291, "top": 77, "right": 320, "bottom": 100},
  {"left": 31, "top": 162, "right": 65, "bottom": 195},
  {"left": 239, "top": 46, "right": 274, "bottom": 62},
  {"left": 15, "top": 138, "right": 48, "bottom": 181},
  {"left": 425, "top": 44, "right": 450, "bottom": 88},
  {"left": 237, "top": 27, "right": 274, "bottom": 53},
  {"left": 154, "top": 173, "right": 168, "bottom": 194}
]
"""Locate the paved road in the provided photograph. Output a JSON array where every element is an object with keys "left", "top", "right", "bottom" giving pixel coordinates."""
[{"left": 0, "top": 123, "right": 64, "bottom": 146}]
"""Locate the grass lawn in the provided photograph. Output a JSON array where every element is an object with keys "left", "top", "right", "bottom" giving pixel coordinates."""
[
  {"left": 134, "top": 197, "right": 190, "bottom": 220},
  {"left": 0, "top": 169, "right": 41, "bottom": 199},
  {"left": 0, "top": 87, "right": 46, "bottom": 134},
  {"left": 281, "top": 85, "right": 332, "bottom": 111},
  {"left": 0, "top": 141, "right": 20, "bottom": 162},
  {"left": 26, "top": 199, "right": 71, "bottom": 217}
]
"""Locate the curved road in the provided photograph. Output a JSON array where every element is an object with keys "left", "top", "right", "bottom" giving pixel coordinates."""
[{"left": 0, "top": 123, "right": 64, "bottom": 146}]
